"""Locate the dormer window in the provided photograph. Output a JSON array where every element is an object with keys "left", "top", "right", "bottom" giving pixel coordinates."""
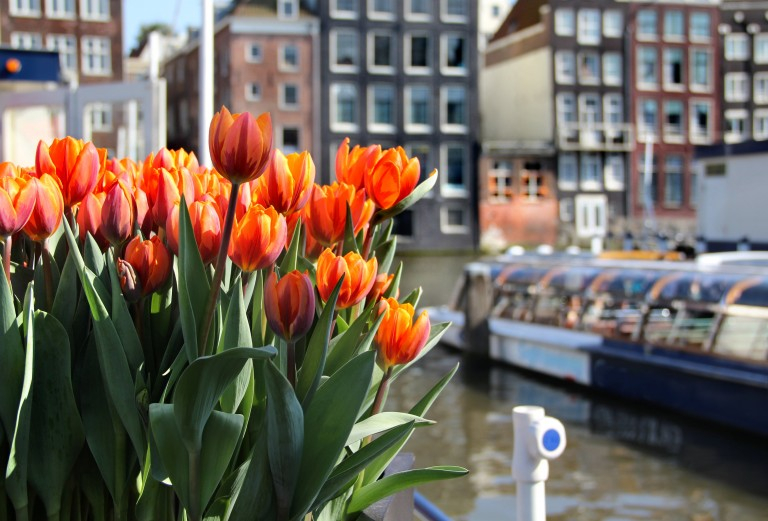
[{"left": 278, "top": 0, "right": 298, "bottom": 19}]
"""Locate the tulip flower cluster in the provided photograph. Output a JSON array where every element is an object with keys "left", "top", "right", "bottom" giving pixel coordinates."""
[{"left": 0, "top": 107, "right": 463, "bottom": 521}]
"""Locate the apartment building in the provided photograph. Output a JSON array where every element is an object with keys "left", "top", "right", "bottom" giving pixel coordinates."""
[{"left": 314, "top": 0, "right": 480, "bottom": 251}]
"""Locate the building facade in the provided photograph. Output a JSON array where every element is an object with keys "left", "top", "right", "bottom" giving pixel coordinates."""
[{"left": 315, "top": 0, "right": 480, "bottom": 251}]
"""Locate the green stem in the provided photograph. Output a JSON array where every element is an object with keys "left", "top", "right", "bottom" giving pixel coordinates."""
[
  {"left": 14, "top": 506, "right": 28, "bottom": 521},
  {"left": 287, "top": 339, "right": 296, "bottom": 388},
  {"left": 199, "top": 181, "right": 241, "bottom": 357},
  {"left": 188, "top": 451, "right": 201, "bottom": 521},
  {"left": 371, "top": 366, "right": 392, "bottom": 418},
  {"left": 42, "top": 238, "right": 54, "bottom": 311},
  {"left": 361, "top": 225, "right": 374, "bottom": 260},
  {"left": 3, "top": 234, "right": 11, "bottom": 284}
]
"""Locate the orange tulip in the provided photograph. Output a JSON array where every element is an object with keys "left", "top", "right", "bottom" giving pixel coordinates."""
[
  {"left": 134, "top": 186, "right": 152, "bottom": 237},
  {"left": 76, "top": 191, "right": 108, "bottom": 250},
  {"left": 364, "top": 147, "right": 421, "bottom": 210},
  {"left": 151, "top": 168, "right": 181, "bottom": 228},
  {"left": 254, "top": 149, "right": 315, "bottom": 215},
  {"left": 120, "top": 235, "right": 172, "bottom": 298},
  {"left": 0, "top": 168, "right": 36, "bottom": 237},
  {"left": 101, "top": 179, "right": 135, "bottom": 246},
  {"left": 35, "top": 137, "right": 99, "bottom": 209},
  {"left": 166, "top": 197, "right": 223, "bottom": 264},
  {"left": 286, "top": 211, "right": 323, "bottom": 262},
  {"left": 366, "top": 273, "right": 396, "bottom": 306},
  {"left": 264, "top": 270, "right": 315, "bottom": 342},
  {"left": 228, "top": 204, "right": 286, "bottom": 272},
  {"left": 316, "top": 248, "right": 377, "bottom": 309},
  {"left": 208, "top": 107, "right": 272, "bottom": 184},
  {"left": 336, "top": 138, "right": 382, "bottom": 191},
  {"left": 23, "top": 174, "right": 64, "bottom": 242},
  {"left": 305, "top": 182, "right": 374, "bottom": 247},
  {"left": 374, "top": 297, "right": 430, "bottom": 370}
]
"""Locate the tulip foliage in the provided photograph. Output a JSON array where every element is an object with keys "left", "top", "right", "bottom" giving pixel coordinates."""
[{"left": 0, "top": 108, "right": 464, "bottom": 521}]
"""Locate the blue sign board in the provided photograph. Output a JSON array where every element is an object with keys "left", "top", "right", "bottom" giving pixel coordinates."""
[{"left": 0, "top": 48, "right": 60, "bottom": 82}]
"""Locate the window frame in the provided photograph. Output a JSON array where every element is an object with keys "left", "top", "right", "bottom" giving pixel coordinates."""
[
  {"left": 279, "top": 44, "right": 299, "bottom": 71},
  {"left": 441, "top": 143, "right": 469, "bottom": 197},
  {"left": 577, "top": 8, "right": 601, "bottom": 45},
  {"left": 85, "top": 102, "right": 113, "bottom": 133},
  {"left": 602, "top": 10, "right": 622, "bottom": 38},
  {"left": 637, "top": 98, "right": 659, "bottom": 140},
  {"left": 725, "top": 72, "right": 750, "bottom": 103},
  {"left": 245, "top": 42, "right": 263, "bottom": 63},
  {"left": 637, "top": 46, "right": 659, "bottom": 90},
  {"left": 663, "top": 100, "right": 685, "bottom": 143},
  {"left": 405, "top": 33, "right": 431, "bottom": 75},
  {"left": 405, "top": 0, "right": 431, "bottom": 22},
  {"left": 368, "top": 0, "right": 395, "bottom": 21},
  {"left": 280, "top": 126, "right": 301, "bottom": 154},
  {"left": 579, "top": 153, "right": 603, "bottom": 191},
  {"left": 441, "top": 0, "right": 468, "bottom": 24},
  {"left": 79, "top": 0, "right": 109, "bottom": 21},
  {"left": 404, "top": 84, "right": 432, "bottom": 133},
  {"left": 279, "top": 82, "right": 300, "bottom": 110},
  {"left": 558, "top": 153, "right": 578, "bottom": 191},
  {"left": 555, "top": 51, "right": 575, "bottom": 84},
  {"left": 604, "top": 153, "right": 625, "bottom": 191},
  {"left": 602, "top": 52, "right": 622, "bottom": 86},
  {"left": 441, "top": 206, "right": 470, "bottom": 234},
  {"left": 577, "top": 51, "right": 600, "bottom": 85},
  {"left": 368, "top": 84, "right": 396, "bottom": 133},
  {"left": 10, "top": 31, "right": 42, "bottom": 49},
  {"left": 755, "top": 73, "right": 768, "bottom": 104},
  {"left": 440, "top": 85, "right": 468, "bottom": 133},
  {"left": 46, "top": 0, "right": 75, "bottom": 19},
  {"left": 689, "top": 12, "right": 711, "bottom": 43},
  {"left": 80, "top": 35, "right": 111, "bottom": 76},
  {"left": 662, "top": 47, "right": 684, "bottom": 91},
  {"left": 331, "top": 0, "right": 358, "bottom": 19},
  {"left": 440, "top": 33, "right": 468, "bottom": 76},
  {"left": 663, "top": 155, "right": 684, "bottom": 208},
  {"left": 46, "top": 33, "right": 77, "bottom": 73},
  {"left": 689, "top": 99, "right": 713, "bottom": 144},
  {"left": 245, "top": 82, "right": 262, "bottom": 102},
  {"left": 753, "top": 109, "right": 768, "bottom": 140},
  {"left": 724, "top": 109, "right": 749, "bottom": 144},
  {"left": 663, "top": 10, "right": 684, "bottom": 41},
  {"left": 368, "top": 31, "right": 395, "bottom": 74},
  {"left": 10, "top": 0, "right": 41, "bottom": 17},
  {"left": 725, "top": 33, "right": 750, "bottom": 61},
  {"left": 637, "top": 9, "right": 658, "bottom": 41},
  {"left": 689, "top": 48, "right": 712, "bottom": 93},
  {"left": 554, "top": 8, "right": 575, "bottom": 37},
  {"left": 330, "top": 29, "right": 360, "bottom": 73},
  {"left": 755, "top": 34, "right": 768, "bottom": 64},
  {"left": 330, "top": 83, "right": 359, "bottom": 132}
]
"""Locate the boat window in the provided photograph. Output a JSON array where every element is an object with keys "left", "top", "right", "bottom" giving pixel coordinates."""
[
  {"left": 713, "top": 315, "right": 768, "bottom": 361},
  {"left": 730, "top": 279, "right": 768, "bottom": 307},
  {"left": 656, "top": 273, "right": 741, "bottom": 303}
]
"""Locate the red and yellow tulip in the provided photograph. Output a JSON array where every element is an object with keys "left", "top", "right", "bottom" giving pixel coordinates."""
[
  {"left": 374, "top": 297, "right": 431, "bottom": 370},
  {"left": 35, "top": 137, "right": 100, "bottom": 209},
  {"left": 264, "top": 270, "right": 315, "bottom": 342},
  {"left": 76, "top": 191, "right": 107, "bottom": 249},
  {"left": 119, "top": 235, "right": 172, "bottom": 298},
  {"left": 0, "top": 167, "right": 36, "bottom": 237},
  {"left": 166, "top": 197, "right": 223, "bottom": 264},
  {"left": 228, "top": 204, "right": 287, "bottom": 272},
  {"left": 208, "top": 107, "right": 272, "bottom": 184},
  {"left": 23, "top": 174, "right": 64, "bottom": 242},
  {"left": 101, "top": 179, "right": 135, "bottom": 246},
  {"left": 305, "top": 182, "right": 374, "bottom": 247},
  {"left": 364, "top": 147, "right": 421, "bottom": 210},
  {"left": 335, "top": 138, "right": 381, "bottom": 191},
  {"left": 255, "top": 149, "right": 315, "bottom": 215},
  {"left": 316, "top": 248, "right": 377, "bottom": 309}
]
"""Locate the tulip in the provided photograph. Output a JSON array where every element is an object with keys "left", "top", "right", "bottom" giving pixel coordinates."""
[
  {"left": 101, "top": 179, "right": 135, "bottom": 246},
  {"left": 120, "top": 235, "right": 172, "bottom": 298},
  {"left": 0, "top": 169, "right": 36, "bottom": 237},
  {"left": 305, "top": 182, "right": 374, "bottom": 248},
  {"left": 316, "top": 248, "right": 377, "bottom": 310},
  {"left": 151, "top": 168, "right": 181, "bottom": 229},
  {"left": 35, "top": 137, "right": 100, "bottom": 209},
  {"left": 134, "top": 186, "right": 152, "bottom": 237},
  {"left": 264, "top": 270, "right": 315, "bottom": 342},
  {"left": 76, "top": 191, "right": 108, "bottom": 250},
  {"left": 254, "top": 149, "right": 315, "bottom": 215},
  {"left": 286, "top": 211, "right": 323, "bottom": 262},
  {"left": 208, "top": 107, "right": 272, "bottom": 184},
  {"left": 23, "top": 174, "right": 64, "bottom": 242},
  {"left": 228, "top": 204, "right": 287, "bottom": 272},
  {"left": 336, "top": 138, "right": 382, "bottom": 191},
  {"left": 366, "top": 273, "right": 396, "bottom": 306},
  {"left": 374, "top": 297, "right": 431, "bottom": 370},
  {"left": 166, "top": 197, "right": 223, "bottom": 265},
  {"left": 365, "top": 147, "right": 421, "bottom": 210}
]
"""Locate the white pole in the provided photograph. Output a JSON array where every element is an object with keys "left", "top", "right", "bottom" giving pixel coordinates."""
[
  {"left": 642, "top": 134, "right": 656, "bottom": 241},
  {"left": 127, "top": 100, "right": 138, "bottom": 161},
  {"left": 198, "top": 0, "right": 214, "bottom": 167},
  {"left": 148, "top": 31, "right": 160, "bottom": 81}
]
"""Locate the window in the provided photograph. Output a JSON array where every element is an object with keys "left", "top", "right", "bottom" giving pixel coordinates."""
[
  {"left": 442, "top": 0, "right": 468, "bottom": 22},
  {"left": 281, "top": 127, "right": 300, "bottom": 154},
  {"left": 280, "top": 83, "right": 299, "bottom": 109},
  {"left": 756, "top": 73, "right": 768, "bottom": 104},
  {"left": 724, "top": 109, "right": 748, "bottom": 143},
  {"left": 81, "top": 36, "right": 111, "bottom": 75},
  {"left": 555, "top": 9, "right": 575, "bottom": 37},
  {"left": 488, "top": 160, "right": 513, "bottom": 202},
  {"left": 755, "top": 34, "right": 768, "bottom": 64},
  {"left": 47, "top": 34, "right": 76, "bottom": 73},
  {"left": 441, "top": 207, "right": 469, "bottom": 233},
  {"left": 280, "top": 44, "right": 299, "bottom": 71},
  {"left": 555, "top": 51, "right": 575, "bottom": 84},
  {"left": 664, "top": 11, "right": 684, "bottom": 40},
  {"left": 580, "top": 154, "right": 602, "bottom": 190},
  {"left": 368, "top": 0, "right": 394, "bottom": 19},
  {"left": 578, "top": 52, "right": 599, "bottom": 84},
  {"left": 577, "top": 9, "right": 600, "bottom": 45},
  {"left": 603, "top": 10, "right": 622, "bottom": 38},
  {"left": 689, "top": 100, "right": 712, "bottom": 143},
  {"left": 637, "top": 47, "right": 658, "bottom": 87},
  {"left": 637, "top": 156, "right": 658, "bottom": 205},
  {"left": 663, "top": 48, "right": 684, "bottom": 90},
  {"left": 406, "top": 34, "right": 430, "bottom": 72},
  {"left": 442, "top": 86, "right": 467, "bottom": 131},
  {"left": 637, "top": 99, "right": 658, "bottom": 139},
  {"left": 245, "top": 82, "right": 261, "bottom": 101},
  {"left": 637, "top": 10, "right": 657, "bottom": 40},
  {"left": 558, "top": 154, "right": 577, "bottom": 190},
  {"left": 443, "top": 144, "right": 467, "bottom": 194},
  {"left": 602, "top": 53, "right": 621, "bottom": 86},
  {"left": 246, "top": 43, "right": 262, "bottom": 63},
  {"left": 278, "top": 0, "right": 298, "bottom": 19},
  {"left": 690, "top": 49, "right": 711, "bottom": 92},
  {"left": 663, "top": 100, "right": 684, "bottom": 142},
  {"left": 10, "top": 0, "right": 40, "bottom": 16},
  {"left": 85, "top": 102, "right": 112, "bottom": 132},
  {"left": 442, "top": 35, "right": 466, "bottom": 74},
  {"left": 725, "top": 34, "right": 750, "bottom": 61},
  {"left": 754, "top": 110, "right": 768, "bottom": 140},
  {"left": 603, "top": 94, "right": 623, "bottom": 126},
  {"left": 556, "top": 93, "right": 577, "bottom": 134},
  {"left": 690, "top": 12, "right": 710, "bottom": 42},
  {"left": 331, "top": 83, "right": 358, "bottom": 131},
  {"left": 725, "top": 73, "right": 749, "bottom": 102},
  {"left": 80, "top": 0, "right": 108, "bottom": 20},
  {"left": 578, "top": 93, "right": 601, "bottom": 127},
  {"left": 405, "top": 85, "right": 431, "bottom": 131},
  {"left": 331, "top": 0, "right": 357, "bottom": 18},
  {"left": 406, "top": 0, "right": 430, "bottom": 20},
  {"left": 11, "top": 32, "right": 42, "bottom": 49},
  {"left": 46, "top": 0, "right": 74, "bottom": 18},
  {"left": 369, "top": 85, "right": 395, "bottom": 131},
  {"left": 369, "top": 33, "right": 394, "bottom": 72},
  {"left": 605, "top": 154, "right": 624, "bottom": 191},
  {"left": 521, "top": 171, "right": 545, "bottom": 200},
  {"left": 332, "top": 31, "right": 359, "bottom": 71},
  {"left": 664, "top": 156, "right": 684, "bottom": 207}
]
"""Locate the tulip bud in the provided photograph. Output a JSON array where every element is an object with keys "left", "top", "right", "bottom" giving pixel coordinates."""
[
  {"left": 117, "top": 258, "right": 143, "bottom": 303},
  {"left": 208, "top": 107, "right": 272, "bottom": 184},
  {"left": 264, "top": 270, "right": 315, "bottom": 342},
  {"left": 77, "top": 191, "right": 108, "bottom": 250},
  {"left": 122, "top": 235, "right": 172, "bottom": 297},
  {"left": 101, "top": 179, "right": 135, "bottom": 246}
]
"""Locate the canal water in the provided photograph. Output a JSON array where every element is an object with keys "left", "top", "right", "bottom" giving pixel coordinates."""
[{"left": 386, "top": 255, "right": 768, "bottom": 521}]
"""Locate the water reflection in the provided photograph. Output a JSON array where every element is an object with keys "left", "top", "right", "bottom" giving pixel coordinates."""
[{"left": 386, "top": 347, "right": 768, "bottom": 521}]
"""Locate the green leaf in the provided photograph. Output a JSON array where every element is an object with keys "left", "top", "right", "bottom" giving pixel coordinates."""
[
  {"left": 384, "top": 262, "right": 403, "bottom": 300},
  {"left": 33, "top": 247, "right": 60, "bottom": 311},
  {"left": 107, "top": 249, "right": 144, "bottom": 375},
  {"left": 149, "top": 404, "right": 191, "bottom": 510},
  {"left": 342, "top": 203, "right": 359, "bottom": 254},
  {"left": 50, "top": 251, "right": 78, "bottom": 344},
  {"left": 325, "top": 304, "right": 381, "bottom": 376},
  {"left": 401, "top": 287, "right": 422, "bottom": 308},
  {"left": 409, "top": 363, "right": 459, "bottom": 417},
  {"left": 84, "top": 232, "right": 107, "bottom": 284},
  {"left": 280, "top": 216, "right": 302, "bottom": 274},
  {"left": 348, "top": 466, "right": 467, "bottom": 513},
  {"left": 218, "top": 278, "right": 254, "bottom": 415},
  {"left": 291, "top": 351, "right": 376, "bottom": 519},
  {"left": 27, "top": 311, "right": 85, "bottom": 519},
  {"left": 372, "top": 172, "right": 438, "bottom": 226},
  {"left": 265, "top": 362, "right": 303, "bottom": 521},
  {"left": 199, "top": 411, "right": 244, "bottom": 515},
  {"left": 295, "top": 276, "right": 343, "bottom": 408},
  {"left": 0, "top": 260, "right": 24, "bottom": 443},
  {"left": 4, "top": 285, "right": 34, "bottom": 519},
  {"left": 374, "top": 237, "right": 397, "bottom": 275},
  {"left": 346, "top": 413, "right": 432, "bottom": 446},
  {"left": 227, "top": 417, "right": 276, "bottom": 521},
  {"left": 249, "top": 270, "right": 266, "bottom": 347},
  {"left": 173, "top": 346, "right": 276, "bottom": 454},
  {"left": 177, "top": 197, "right": 211, "bottom": 362}
]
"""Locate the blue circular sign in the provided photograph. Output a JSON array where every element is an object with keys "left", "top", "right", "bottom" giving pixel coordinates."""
[{"left": 542, "top": 429, "right": 561, "bottom": 452}]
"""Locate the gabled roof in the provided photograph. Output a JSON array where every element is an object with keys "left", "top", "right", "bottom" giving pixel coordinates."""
[{"left": 490, "top": 0, "right": 548, "bottom": 43}]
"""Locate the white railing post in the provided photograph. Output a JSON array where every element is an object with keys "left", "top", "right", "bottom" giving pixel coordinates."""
[{"left": 512, "top": 406, "right": 567, "bottom": 521}]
